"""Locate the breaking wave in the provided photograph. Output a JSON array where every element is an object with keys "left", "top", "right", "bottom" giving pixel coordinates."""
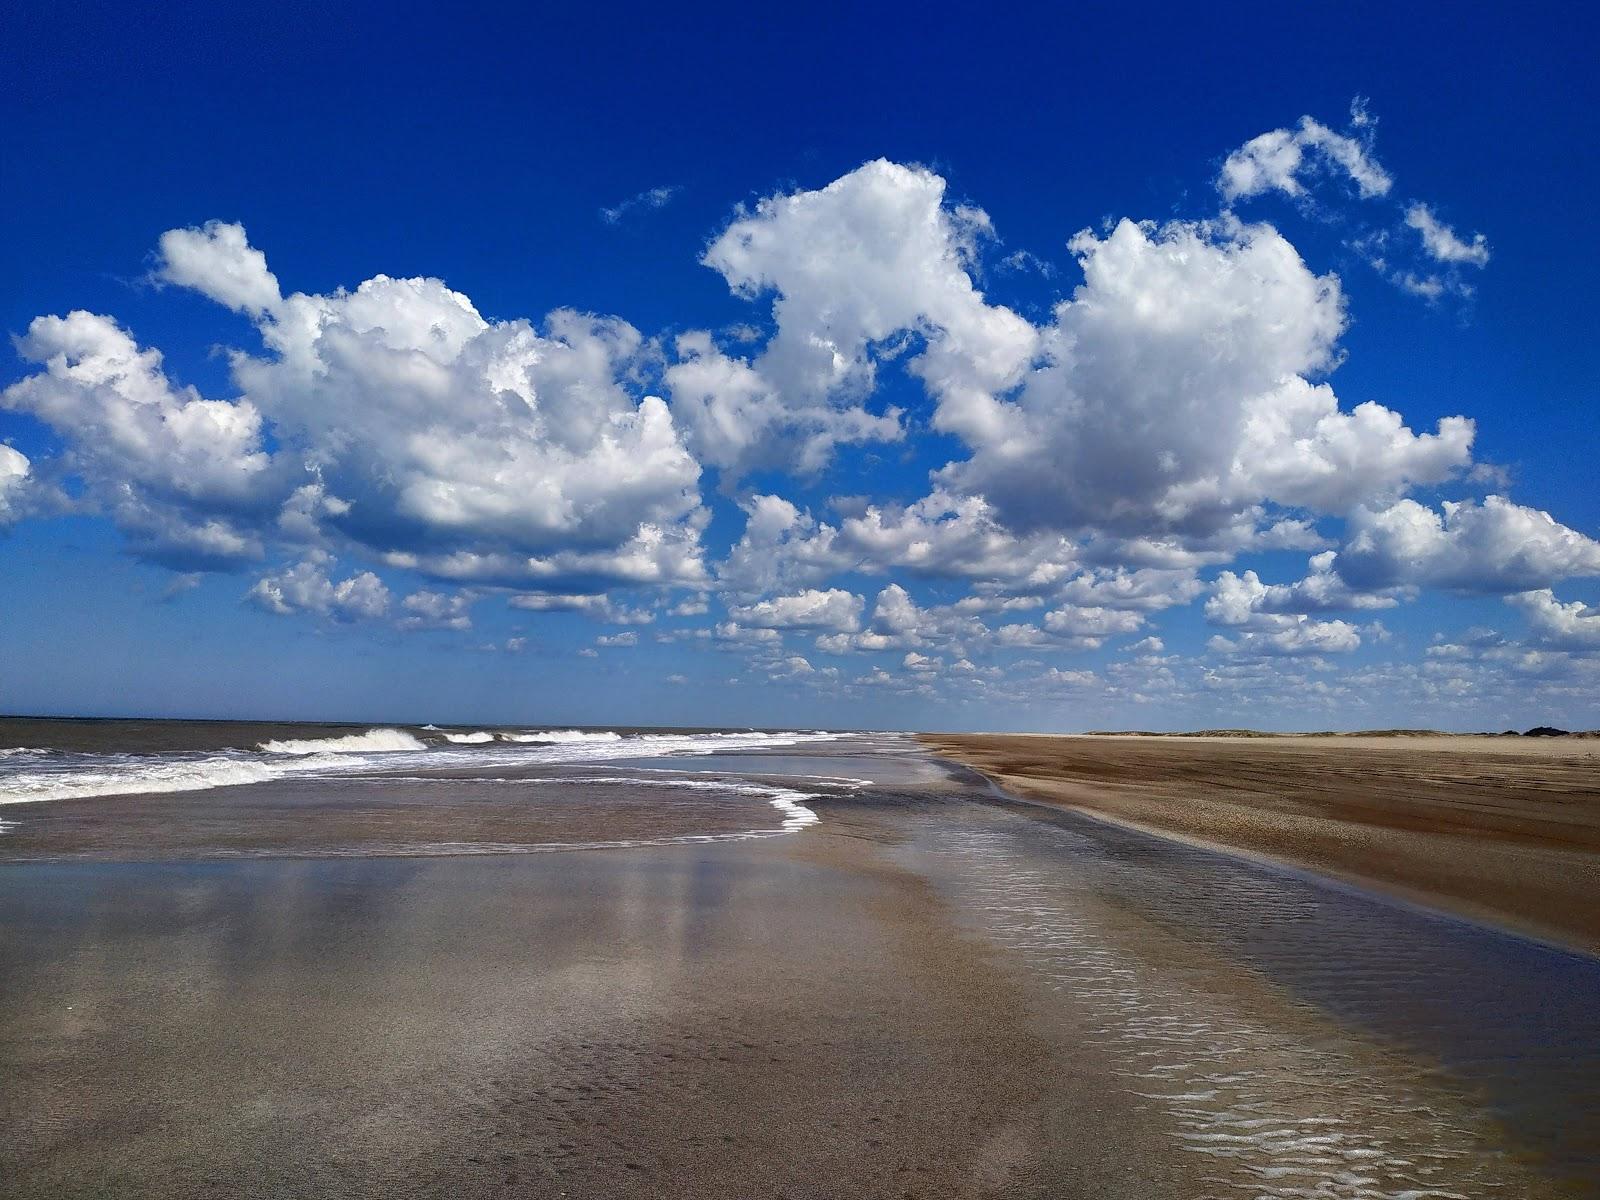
[
  {"left": 259, "top": 729, "right": 428, "bottom": 755},
  {"left": 0, "top": 753, "right": 351, "bottom": 806},
  {"left": 0, "top": 727, "right": 849, "bottom": 822}
]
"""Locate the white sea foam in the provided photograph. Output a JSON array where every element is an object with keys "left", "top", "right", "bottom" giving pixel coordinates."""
[
  {"left": 0, "top": 752, "right": 352, "bottom": 806},
  {"left": 443, "top": 731, "right": 495, "bottom": 744},
  {"left": 258, "top": 728, "right": 427, "bottom": 755},
  {"left": 540, "top": 774, "right": 821, "bottom": 833},
  {"left": 0, "top": 728, "right": 850, "bottom": 816},
  {"left": 501, "top": 729, "right": 624, "bottom": 743},
  {"left": 312, "top": 769, "right": 830, "bottom": 841},
  {"left": 479, "top": 729, "right": 842, "bottom": 767}
]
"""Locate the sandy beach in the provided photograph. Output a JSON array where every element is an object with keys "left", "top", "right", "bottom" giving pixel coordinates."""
[
  {"left": 922, "top": 733, "right": 1600, "bottom": 955},
  {"left": 5, "top": 733, "right": 1599, "bottom": 1197}
]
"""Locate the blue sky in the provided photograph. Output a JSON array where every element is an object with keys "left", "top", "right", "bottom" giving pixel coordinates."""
[{"left": 3, "top": 1, "right": 1598, "bottom": 731}]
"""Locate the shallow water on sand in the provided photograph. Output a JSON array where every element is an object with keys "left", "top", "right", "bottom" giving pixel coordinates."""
[{"left": 903, "top": 790, "right": 1600, "bottom": 1198}]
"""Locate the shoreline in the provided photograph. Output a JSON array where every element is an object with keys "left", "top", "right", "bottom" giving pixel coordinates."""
[{"left": 922, "top": 732, "right": 1600, "bottom": 957}]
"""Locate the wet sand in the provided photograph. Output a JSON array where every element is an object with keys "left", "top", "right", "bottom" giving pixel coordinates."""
[
  {"left": 0, "top": 784, "right": 1194, "bottom": 1199},
  {"left": 0, "top": 772, "right": 797, "bottom": 859},
  {"left": 923, "top": 733, "right": 1600, "bottom": 954}
]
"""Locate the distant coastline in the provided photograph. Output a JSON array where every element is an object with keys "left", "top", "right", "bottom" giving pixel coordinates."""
[{"left": 1078, "top": 727, "right": 1600, "bottom": 738}]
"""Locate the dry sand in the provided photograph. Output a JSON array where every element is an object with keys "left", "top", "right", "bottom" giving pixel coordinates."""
[{"left": 922, "top": 733, "right": 1600, "bottom": 955}]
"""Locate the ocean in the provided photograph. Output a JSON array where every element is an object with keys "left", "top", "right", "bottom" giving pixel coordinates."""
[{"left": 0, "top": 718, "right": 877, "bottom": 858}]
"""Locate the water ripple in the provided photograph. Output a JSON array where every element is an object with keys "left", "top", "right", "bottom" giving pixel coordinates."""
[{"left": 911, "top": 806, "right": 1600, "bottom": 1198}]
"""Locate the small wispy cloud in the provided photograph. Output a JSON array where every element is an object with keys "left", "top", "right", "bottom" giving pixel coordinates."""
[
  {"left": 1356, "top": 216, "right": 1487, "bottom": 307},
  {"left": 1405, "top": 203, "right": 1490, "bottom": 267},
  {"left": 1220, "top": 101, "right": 1491, "bottom": 311},
  {"left": 600, "top": 185, "right": 681, "bottom": 225},
  {"left": 161, "top": 572, "right": 203, "bottom": 602},
  {"left": 998, "top": 248, "right": 1057, "bottom": 278}
]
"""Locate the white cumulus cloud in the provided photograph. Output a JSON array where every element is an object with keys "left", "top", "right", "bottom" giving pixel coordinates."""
[
  {"left": 3, "top": 144, "right": 1585, "bottom": 696},
  {"left": 1507, "top": 590, "right": 1600, "bottom": 651},
  {"left": 717, "top": 490, "right": 1078, "bottom": 599},
  {"left": 1336, "top": 497, "right": 1600, "bottom": 593},
  {"left": 0, "top": 444, "right": 30, "bottom": 523},
  {"left": 727, "top": 588, "right": 864, "bottom": 632},
  {"left": 248, "top": 554, "right": 390, "bottom": 621},
  {"left": 936, "top": 216, "right": 1471, "bottom": 538},
  {"left": 671, "top": 159, "right": 1035, "bottom": 477},
  {"left": 1041, "top": 605, "right": 1146, "bottom": 639},
  {"left": 398, "top": 589, "right": 475, "bottom": 631},
  {"left": 815, "top": 584, "right": 988, "bottom": 655},
  {"left": 2, "top": 310, "right": 276, "bottom": 566},
  {"left": 6, "top": 225, "right": 708, "bottom": 588},
  {"left": 156, "top": 220, "right": 284, "bottom": 317},
  {"left": 1208, "top": 618, "right": 1362, "bottom": 658},
  {"left": 1207, "top": 553, "right": 1404, "bottom": 623}
]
